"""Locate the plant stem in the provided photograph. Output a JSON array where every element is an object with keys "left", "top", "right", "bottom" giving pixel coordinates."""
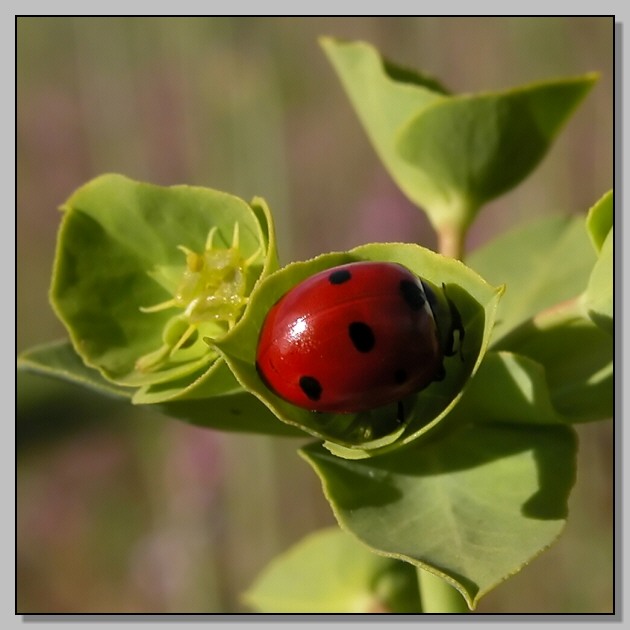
[
  {"left": 437, "top": 221, "right": 467, "bottom": 261},
  {"left": 417, "top": 567, "right": 469, "bottom": 613}
]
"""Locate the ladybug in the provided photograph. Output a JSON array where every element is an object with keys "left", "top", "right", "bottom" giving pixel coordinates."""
[{"left": 255, "top": 261, "right": 463, "bottom": 414}]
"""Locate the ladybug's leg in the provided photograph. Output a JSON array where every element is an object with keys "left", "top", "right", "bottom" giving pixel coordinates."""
[
  {"left": 433, "top": 363, "right": 446, "bottom": 382},
  {"left": 442, "top": 284, "right": 465, "bottom": 360}
]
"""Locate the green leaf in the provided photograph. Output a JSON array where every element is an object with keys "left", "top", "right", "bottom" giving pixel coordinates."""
[
  {"left": 18, "top": 340, "right": 303, "bottom": 437},
  {"left": 17, "top": 340, "right": 132, "bottom": 400},
  {"left": 244, "top": 527, "right": 420, "bottom": 613},
  {"left": 320, "top": 38, "right": 448, "bottom": 227},
  {"left": 494, "top": 308, "right": 612, "bottom": 422},
  {"left": 467, "top": 215, "right": 596, "bottom": 343},
  {"left": 582, "top": 229, "right": 613, "bottom": 335},
  {"left": 156, "top": 389, "right": 307, "bottom": 437},
  {"left": 48, "top": 174, "right": 277, "bottom": 400},
  {"left": 300, "top": 422, "right": 577, "bottom": 610},
  {"left": 131, "top": 358, "right": 240, "bottom": 405},
  {"left": 448, "top": 351, "right": 566, "bottom": 425},
  {"left": 397, "top": 76, "right": 597, "bottom": 224},
  {"left": 322, "top": 37, "right": 596, "bottom": 232},
  {"left": 468, "top": 205, "right": 612, "bottom": 422},
  {"left": 216, "top": 242, "right": 502, "bottom": 454},
  {"left": 585, "top": 189, "right": 613, "bottom": 252},
  {"left": 582, "top": 190, "right": 613, "bottom": 335}
]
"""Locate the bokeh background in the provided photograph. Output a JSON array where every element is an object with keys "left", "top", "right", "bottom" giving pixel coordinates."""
[{"left": 17, "top": 16, "right": 613, "bottom": 613}]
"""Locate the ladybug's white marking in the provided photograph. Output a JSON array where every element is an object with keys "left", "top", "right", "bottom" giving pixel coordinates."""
[{"left": 288, "top": 316, "right": 308, "bottom": 341}]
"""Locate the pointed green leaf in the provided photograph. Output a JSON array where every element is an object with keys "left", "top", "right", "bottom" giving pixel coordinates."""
[
  {"left": 217, "top": 242, "right": 502, "bottom": 454},
  {"left": 582, "top": 190, "right": 613, "bottom": 335},
  {"left": 320, "top": 38, "right": 449, "bottom": 227},
  {"left": 300, "top": 422, "right": 577, "bottom": 609},
  {"left": 322, "top": 37, "right": 596, "bottom": 231},
  {"left": 585, "top": 189, "right": 613, "bottom": 252},
  {"left": 17, "top": 340, "right": 132, "bottom": 400},
  {"left": 582, "top": 229, "right": 613, "bottom": 336},
  {"left": 244, "top": 527, "right": 420, "bottom": 613},
  {"left": 397, "top": 75, "right": 597, "bottom": 224}
]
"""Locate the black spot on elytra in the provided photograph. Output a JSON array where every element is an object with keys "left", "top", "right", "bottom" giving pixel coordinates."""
[
  {"left": 329, "top": 268, "right": 352, "bottom": 284},
  {"left": 400, "top": 279, "right": 425, "bottom": 311},
  {"left": 394, "top": 368, "right": 408, "bottom": 384},
  {"left": 348, "top": 321, "right": 375, "bottom": 352},
  {"left": 299, "top": 375, "right": 322, "bottom": 401}
]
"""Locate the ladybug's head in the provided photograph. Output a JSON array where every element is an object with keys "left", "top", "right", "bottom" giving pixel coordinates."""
[{"left": 420, "top": 279, "right": 465, "bottom": 360}]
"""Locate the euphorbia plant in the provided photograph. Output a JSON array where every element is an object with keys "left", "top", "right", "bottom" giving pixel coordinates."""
[{"left": 18, "top": 37, "right": 612, "bottom": 613}]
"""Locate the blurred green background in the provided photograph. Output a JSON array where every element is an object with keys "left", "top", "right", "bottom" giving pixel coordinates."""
[{"left": 17, "top": 17, "right": 613, "bottom": 613}]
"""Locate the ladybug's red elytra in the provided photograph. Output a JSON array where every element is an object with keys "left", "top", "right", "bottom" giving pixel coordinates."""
[{"left": 255, "top": 261, "right": 463, "bottom": 414}]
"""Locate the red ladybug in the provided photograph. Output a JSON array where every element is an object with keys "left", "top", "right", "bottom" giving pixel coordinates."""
[{"left": 255, "top": 261, "right": 463, "bottom": 414}]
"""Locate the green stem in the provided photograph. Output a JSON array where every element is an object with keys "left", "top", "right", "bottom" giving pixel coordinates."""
[
  {"left": 417, "top": 567, "right": 469, "bottom": 613},
  {"left": 436, "top": 220, "right": 468, "bottom": 261},
  {"left": 434, "top": 198, "right": 480, "bottom": 261}
]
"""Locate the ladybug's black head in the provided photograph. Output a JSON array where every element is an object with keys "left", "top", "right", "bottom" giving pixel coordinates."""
[{"left": 420, "top": 280, "right": 465, "bottom": 359}]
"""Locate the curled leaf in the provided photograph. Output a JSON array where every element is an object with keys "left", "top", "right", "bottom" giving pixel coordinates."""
[
  {"left": 47, "top": 174, "right": 277, "bottom": 400},
  {"left": 216, "top": 242, "right": 502, "bottom": 455}
]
